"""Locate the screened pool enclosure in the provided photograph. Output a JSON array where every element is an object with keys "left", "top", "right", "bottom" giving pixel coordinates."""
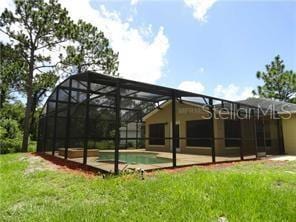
[{"left": 37, "top": 71, "right": 284, "bottom": 174}]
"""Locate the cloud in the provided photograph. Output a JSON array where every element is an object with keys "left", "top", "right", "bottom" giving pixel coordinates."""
[
  {"left": 130, "top": 0, "right": 139, "bottom": 6},
  {"left": 213, "top": 84, "right": 253, "bottom": 101},
  {"left": 178, "top": 80, "right": 205, "bottom": 94},
  {"left": 184, "top": 0, "right": 217, "bottom": 22},
  {"left": 58, "top": 0, "right": 169, "bottom": 84},
  {"left": 1, "top": 0, "right": 169, "bottom": 84},
  {"left": 0, "top": 0, "right": 14, "bottom": 13},
  {"left": 199, "top": 67, "right": 205, "bottom": 73},
  {"left": 0, "top": 0, "right": 15, "bottom": 43}
]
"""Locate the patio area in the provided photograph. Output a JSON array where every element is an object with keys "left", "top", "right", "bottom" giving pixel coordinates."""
[
  {"left": 46, "top": 149, "right": 256, "bottom": 173},
  {"left": 38, "top": 71, "right": 282, "bottom": 174}
]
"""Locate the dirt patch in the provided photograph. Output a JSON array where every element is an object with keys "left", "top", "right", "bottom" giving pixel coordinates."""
[
  {"left": 7, "top": 201, "right": 26, "bottom": 215},
  {"left": 24, "top": 153, "right": 98, "bottom": 178},
  {"left": 20, "top": 154, "right": 58, "bottom": 175}
]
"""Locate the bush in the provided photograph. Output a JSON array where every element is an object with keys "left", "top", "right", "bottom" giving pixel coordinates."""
[
  {"left": 94, "top": 140, "right": 114, "bottom": 149},
  {"left": 0, "top": 118, "right": 22, "bottom": 154}
]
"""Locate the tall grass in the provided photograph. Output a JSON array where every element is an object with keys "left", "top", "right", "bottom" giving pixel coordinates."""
[{"left": 0, "top": 154, "right": 295, "bottom": 221}]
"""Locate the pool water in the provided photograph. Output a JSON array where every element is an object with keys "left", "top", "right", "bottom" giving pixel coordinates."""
[{"left": 97, "top": 152, "right": 171, "bottom": 164}]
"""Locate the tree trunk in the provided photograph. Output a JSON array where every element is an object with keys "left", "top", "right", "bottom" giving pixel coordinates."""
[
  {"left": 29, "top": 95, "right": 37, "bottom": 133},
  {"left": 0, "top": 89, "right": 5, "bottom": 109},
  {"left": 21, "top": 50, "right": 34, "bottom": 152},
  {"left": 22, "top": 89, "right": 33, "bottom": 152}
]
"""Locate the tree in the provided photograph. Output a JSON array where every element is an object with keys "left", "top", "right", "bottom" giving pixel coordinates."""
[
  {"left": 60, "top": 20, "right": 119, "bottom": 76},
  {"left": 253, "top": 55, "right": 296, "bottom": 103},
  {"left": 0, "top": 0, "right": 75, "bottom": 152},
  {"left": 0, "top": 101, "right": 25, "bottom": 153},
  {"left": 0, "top": 43, "right": 25, "bottom": 108},
  {"left": 0, "top": 101, "right": 25, "bottom": 130}
]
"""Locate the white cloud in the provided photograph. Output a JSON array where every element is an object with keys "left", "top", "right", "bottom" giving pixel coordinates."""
[
  {"left": 0, "top": 0, "right": 14, "bottom": 14},
  {"left": 178, "top": 80, "right": 205, "bottom": 94},
  {"left": 1, "top": 0, "right": 169, "bottom": 84},
  {"left": 130, "top": 0, "right": 139, "bottom": 6},
  {"left": 213, "top": 84, "right": 253, "bottom": 101},
  {"left": 0, "top": 0, "right": 15, "bottom": 43},
  {"left": 184, "top": 0, "right": 217, "bottom": 22},
  {"left": 59, "top": 0, "right": 169, "bottom": 84},
  {"left": 199, "top": 67, "right": 205, "bottom": 73}
]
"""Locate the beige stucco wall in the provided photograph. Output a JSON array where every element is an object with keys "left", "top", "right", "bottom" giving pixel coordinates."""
[
  {"left": 144, "top": 101, "right": 242, "bottom": 155},
  {"left": 144, "top": 101, "right": 285, "bottom": 156},
  {"left": 282, "top": 114, "right": 296, "bottom": 155}
]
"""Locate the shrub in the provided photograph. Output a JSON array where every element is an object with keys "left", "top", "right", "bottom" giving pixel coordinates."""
[
  {"left": 94, "top": 140, "right": 114, "bottom": 149},
  {"left": 0, "top": 118, "right": 22, "bottom": 154}
]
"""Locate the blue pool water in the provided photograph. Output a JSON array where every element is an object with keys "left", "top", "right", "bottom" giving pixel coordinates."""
[{"left": 97, "top": 152, "right": 171, "bottom": 164}]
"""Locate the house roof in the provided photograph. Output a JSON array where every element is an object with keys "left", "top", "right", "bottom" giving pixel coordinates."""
[{"left": 237, "top": 98, "right": 296, "bottom": 114}]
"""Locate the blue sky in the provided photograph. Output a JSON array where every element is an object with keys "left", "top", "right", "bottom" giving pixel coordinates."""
[
  {"left": 1, "top": 0, "right": 295, "bottom": 101},
  {"left": 95, "top": 0, "right": 296, "bottom": 100}
]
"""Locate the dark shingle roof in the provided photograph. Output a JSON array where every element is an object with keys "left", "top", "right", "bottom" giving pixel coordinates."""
[{"left": 237, "top": 98, "right": 296, "bottom": 113}]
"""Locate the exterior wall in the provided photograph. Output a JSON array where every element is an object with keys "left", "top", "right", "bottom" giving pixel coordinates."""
[
  {"left": 282, "top": 114, "right": 296, "bottom": 155},
  {"left": 144, "top": 101, "right": 226, "bottom": 155},
  {"left": 144, "top": 101, "right": 283, "bottom": 156}
]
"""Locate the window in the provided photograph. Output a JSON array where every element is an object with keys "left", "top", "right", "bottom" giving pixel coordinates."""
[
  {"left": 186, "top": 120, "right": 211, "bottom": 147},
  {"left": 149, "top": 123, "right": 165, "bottom": 145},
  {"left": 224, "top": 120, "right": 241, "bottom": 147}
]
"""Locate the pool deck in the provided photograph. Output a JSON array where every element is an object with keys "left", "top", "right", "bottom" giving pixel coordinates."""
[{"left": 47, "top": 149, "right": 256, "bottom": 173}]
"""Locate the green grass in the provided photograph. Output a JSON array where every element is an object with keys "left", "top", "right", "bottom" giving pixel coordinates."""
[
  {"left": 1, "top": 153, "right": 296, "bottom": 222},
  {"left": 28, "top": 141, "right": 37, "bottom": 152}
]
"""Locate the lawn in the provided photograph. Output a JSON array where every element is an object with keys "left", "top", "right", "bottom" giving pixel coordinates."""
[{"left": 0, "top": 153, "right": 295, "bottom": 222}]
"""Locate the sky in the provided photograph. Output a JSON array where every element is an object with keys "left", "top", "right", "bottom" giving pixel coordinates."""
[{"left": 1, "top": 0, "right": 295, "bottom": 101}]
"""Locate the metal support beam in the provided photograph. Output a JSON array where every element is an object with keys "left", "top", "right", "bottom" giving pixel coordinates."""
[
  {"left": 209, "top": 99, "right": 216, "bottom": 163},
  {"left": 276, "top": 112, "right": 285, "bottom": 155},
  {"left": 237, "top": 104, "right": 244, "bottom": 160},
  {"left": 36, "top": 117, "right": 42, "bottom": 152},
  {"left": 262, "top": 117, "right": 267, "bottom": 156},
  {"left": 252, "top": 110, "right": 258, "bottom": 159},
  {"left": 52, "top": 88, "right": 60, "bottom": 156},
  {"left": 136, "top": 112, "right": 139, "bottom": 149},
  {"left": 125, "top": 123, "right": 128, "bottom": 149},
  {"left": 114, "top": 80, "right": 121, "bottom": 174},
  {"left": 64, "top": 78, "right": 72, "bottom": 160},
  {"left": 59, "top": 85, "right": 168, "bottom": 104},
  {"left": 202, "top": 97, "right": 208, "bottom": 105},
  {"left": 43, "top": 104, "right": 49, "bottom": 153},
  {"left": 60, "top": 88, "right": 79, "bottom": 103},
  {"left": 172, "top": 92, "right": 177, "bottom": 167},
  {"left": 83, "top": 76, "right": 90, "bottom": 165}
]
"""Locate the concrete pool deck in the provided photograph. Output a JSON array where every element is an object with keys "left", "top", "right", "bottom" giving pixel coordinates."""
[
  {"left": 267, "top": 155, "right": 296, "bottom": 161},
  {"left": 46, "top": 149, "right": 256, "bottom": 173}
]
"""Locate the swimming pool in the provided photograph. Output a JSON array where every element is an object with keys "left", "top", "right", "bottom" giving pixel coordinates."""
[{"left": 97, "top": 152, "right": 171, "bottom": 164}]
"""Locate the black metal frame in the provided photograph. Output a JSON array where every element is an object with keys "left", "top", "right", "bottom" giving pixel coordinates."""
[{"left": 37, "top": 71, "right": 282, "bottom": 174}]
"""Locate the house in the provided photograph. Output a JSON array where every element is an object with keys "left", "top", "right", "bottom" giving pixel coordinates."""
[
  {"left": 143, "top": 99, "right": 283, "bottom": 157},
  {"left": 238, "top": 98, "right": 296, "bottom": 155},
  {"left": 37, "top": 71, "right": 290, "bottom": 173}
]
